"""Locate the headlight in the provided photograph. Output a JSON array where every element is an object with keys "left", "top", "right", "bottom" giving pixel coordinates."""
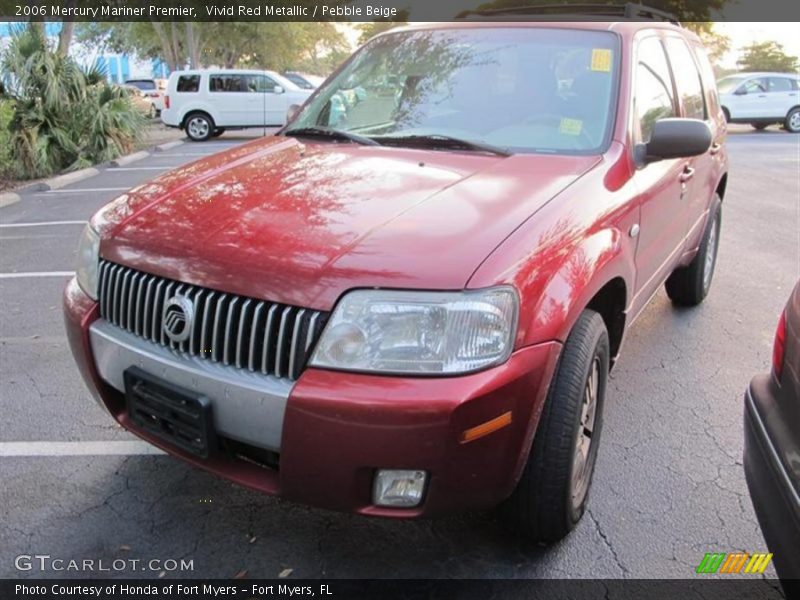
[
  {"left": 75, "top": 224, "right": 100, "bottom": 300},
  {"left": 310, "top": 287, "right": 518, "bottom": 375}
]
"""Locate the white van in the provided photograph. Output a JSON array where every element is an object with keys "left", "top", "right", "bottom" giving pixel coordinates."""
[{"left": 161, "top": 70, "right": 313, "bottom": 141}]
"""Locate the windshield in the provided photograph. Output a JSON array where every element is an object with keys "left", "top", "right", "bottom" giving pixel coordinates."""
[
  {"left": 288, "top": 27, "right": 620, "bottom": 154},
  {"left": 127, "top": 80, "right": 156, "bottom": 91},
  {"left": 716, "top": 76, "right": 747, "bottom": 94},
  {"left": 284, "top": 73, "right": 315, "bottom": 89}
]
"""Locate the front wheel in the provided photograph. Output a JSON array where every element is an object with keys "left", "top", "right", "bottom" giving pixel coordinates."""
[
  {"left": 500, "top": 310, "right": 609, "bottom": 543},
  {"left": 185, "top": 113, "right": 214, "bottom": 142},
  {"left": 785, "top": 107, "right": 800, "bottom": 133},
  {"left": 665, "top": 194, "right": 721, "bottom": 306}
]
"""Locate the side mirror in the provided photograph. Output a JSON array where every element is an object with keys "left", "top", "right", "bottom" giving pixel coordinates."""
[
  {"left": 286, "top": 104, "right": 301, "bottom": 122},
  {"left": 637, "top": 118, "right": 712, "bottom": 164},
  {"left": 734, "top": 87, "right": 747, "bottom": 95},
  {"left": 273, "top": 85, "right": 285, "bottom": 95}
]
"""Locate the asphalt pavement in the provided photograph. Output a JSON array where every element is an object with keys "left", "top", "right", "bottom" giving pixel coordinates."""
[{"left": 0, "top": 127, "right": 797, "bottom": 586}]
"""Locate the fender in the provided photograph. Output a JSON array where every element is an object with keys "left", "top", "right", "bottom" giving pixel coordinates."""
[
  {"left": 527, "top": 227, "right": 635, "bottom": 348},
  {"left": 468, "top": 145, "right": 639, "bottom": 352},
  {"left": 178, "top": 102, "right": 220, "bottom": 128}
]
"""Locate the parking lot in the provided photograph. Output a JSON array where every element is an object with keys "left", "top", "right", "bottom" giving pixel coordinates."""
[{"left": 0, "top": 128, "right": 797, "bottom": 585}]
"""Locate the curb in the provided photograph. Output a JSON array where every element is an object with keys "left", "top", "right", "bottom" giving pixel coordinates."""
[
  {"left": 109, "top": 151, "right": 149, "bottom": 167},
  {"left": 41, "top": 167, "right": 100, "bottom": 191},
  {"left": 0, "top": 192, "right": 21, "bottom": 208},
  {"left": 153, "top": 140, "right": 184, "bottom": 153}
]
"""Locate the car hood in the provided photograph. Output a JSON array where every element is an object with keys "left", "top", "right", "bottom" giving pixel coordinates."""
[{"left": 95, "top": 137, "right": 599, "bottom": 310}]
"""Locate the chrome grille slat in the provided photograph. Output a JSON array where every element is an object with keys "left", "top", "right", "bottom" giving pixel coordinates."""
[
  {"left": 261, "top": 305, "right": 278, "bottom": 375},
  {"left": 248, "top": 303, "right": 265, "bottom": 372},
  {"left": 236, "top": 299, "right": 253, "bottom": 369},
  {"left": 288, "top": 309, "right": 306, "bottom": 380},
  {"left": 274, "top": 306, "right": 293, "bottom": 377},
  {"left": 97, "top": 260, "right": 325, "bottom": 381},
  {"left": 222, "top": 296, "right": 240, "bottom": 366},
  {"left": 211, "top": 294, "right": 229, "bottom": 363}
]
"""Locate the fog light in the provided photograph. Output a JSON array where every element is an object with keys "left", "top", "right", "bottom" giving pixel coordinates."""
[{"left": 373, "top": 469, "right": 427, "bottom": 507}]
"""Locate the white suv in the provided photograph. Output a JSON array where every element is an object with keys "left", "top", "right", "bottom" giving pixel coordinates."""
[
  {"left": 161, "top": 70, "right": 313, "bottom": 141},
  {"left": 718, "top": 72, "right": 800, "bottom": 132}
]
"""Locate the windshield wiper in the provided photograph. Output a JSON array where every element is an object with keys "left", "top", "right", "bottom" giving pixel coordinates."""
[
  {"left": 374, "top": 134, "right": 511, "bottom": 157},
  {"left": 283, "top": 126, "right": 380, "bottom": 147}
]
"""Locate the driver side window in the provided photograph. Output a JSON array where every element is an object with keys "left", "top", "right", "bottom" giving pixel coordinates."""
[
  {"left": 634, "top": 37, "right": 676, "bottom": 143},
  {"left": 740, "top": 78, "right": 767, "bottom": 94}
]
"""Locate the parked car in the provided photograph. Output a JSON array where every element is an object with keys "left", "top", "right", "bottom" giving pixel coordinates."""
[
  {"left": 717, "top": 72, "right": 800, "bottom": 132},
  {"left": 65, "top": 17, "right": 728, "bottom": 543},
  {"left": 282, "top": 71, "right": 325, "bottom": 90},
  {"left": 744, "top": 280, "right": 800, "bottom": 584},
  {"left": 160, "top": 70, "right": 313, "bottom": 141},
  {"left": 120, "top": 85, "right": 155, "bottom": 118},
  {"left": 125, "top": 78, "right": 166, "bottom": 118}
]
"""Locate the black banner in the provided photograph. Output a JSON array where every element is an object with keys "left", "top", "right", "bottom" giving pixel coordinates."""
[
  {"left": 3, "top": 579, "right": 798, "bottom": 600},
  {"left": 1, "top": 0, "right": 800, "bottom": 22}
]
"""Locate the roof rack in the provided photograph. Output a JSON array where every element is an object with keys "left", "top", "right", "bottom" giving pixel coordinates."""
[{"left": 455, "top": 2, "right": 681, "bottom": 24}]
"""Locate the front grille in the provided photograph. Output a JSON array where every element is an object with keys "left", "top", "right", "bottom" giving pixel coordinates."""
[{"left": 97, "top": 260, "right": 328, "bottom": 380}]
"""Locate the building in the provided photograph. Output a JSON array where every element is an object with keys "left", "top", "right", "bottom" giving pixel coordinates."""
[{"left": 0, "top": 22, "right": 169, "bottom": 83}]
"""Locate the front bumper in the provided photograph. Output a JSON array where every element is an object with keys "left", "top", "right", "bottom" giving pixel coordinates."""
[
  {"left": 64, "top": 278, "right": 561, "bottom": 516},
  {"left": 743, "top": 377, "right": 800, "bottom": 581}
]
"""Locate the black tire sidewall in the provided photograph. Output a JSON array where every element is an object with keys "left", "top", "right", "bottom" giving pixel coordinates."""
[
  {"left": 699, "top": 200, "right": 722, "bottom": 298},
  {"left": 565, "top": 320, "right": 610, "bottom": 524},
  {"left": 786, "top": 108, "right": 800, "bottom": 133}
]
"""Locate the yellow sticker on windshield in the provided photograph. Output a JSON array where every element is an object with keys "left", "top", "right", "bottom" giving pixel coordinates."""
[
  {"left": 591, "top": 49, "right": 612, "bottom": 72},
  {"left": 560, "top": 118, "right": 583, "bottom": 136}
]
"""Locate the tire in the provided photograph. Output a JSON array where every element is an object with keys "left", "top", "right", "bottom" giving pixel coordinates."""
[
  {"left": 148, "top": 104, "right": 157, "bottom": 120},
  {"left": 665, "top": 194, "right": 722, "bottom": 306},
  {"left": 212, "top": 128, "right": 226, "bottom": 138},
  {"left": 752, "top": 123, "right": 768, "bottom": 131},
  {"left": 184, "top": 112, "right": 214, "bottom": 142},
  {"left": 785, "top": 107, "right": 800, "bottom": 133},
  {"left": 500, "top": 310, "right": 610, "bottom": 543},
  {"left": 722, "top": 107, "right": 731, "bottom": 123}
]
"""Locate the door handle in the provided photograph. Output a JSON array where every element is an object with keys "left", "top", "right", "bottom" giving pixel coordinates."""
[
  {"left": 709, "top": 142, "right": 722, "bottom": 156},
  {"left": 679, "top": 166, "right": 695, "bottom": 183}
]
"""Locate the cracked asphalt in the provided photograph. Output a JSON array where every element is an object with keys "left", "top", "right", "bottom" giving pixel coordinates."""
[{"left": 0, "top": 127, "right": 797, "bottom": 587}]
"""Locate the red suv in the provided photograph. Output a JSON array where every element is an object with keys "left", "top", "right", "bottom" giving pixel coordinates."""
[{"left": 65, "top": 19, "right": 728, "bottom": 542}]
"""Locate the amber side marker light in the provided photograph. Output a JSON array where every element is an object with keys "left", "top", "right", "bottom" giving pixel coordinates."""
[{"left": 460, "top": 411, "right": 513, "bottom": 444}]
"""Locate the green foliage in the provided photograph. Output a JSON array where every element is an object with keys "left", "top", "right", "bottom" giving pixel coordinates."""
[
  {"left": 737, "top": 41, "right": 799, "bottom": 73},
  {"left": 0, "top": 26, "right": 144, "bottom": 179},
  {"left": 76, "top": 22, "right": 352, "bottom": 74},
  {"left": 0, "top": 99, "right": 13, "bottom": 182},
  {"left": 356, "top": 14, "right": 410, "bottom": 46}
]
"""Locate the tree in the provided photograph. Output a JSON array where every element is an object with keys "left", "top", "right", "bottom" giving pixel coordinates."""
[
  {"left": 737, "top": 41, "right": 799, "bottom": 73},
  {"left": 685, "top": 22, "right": 730, "bottom": 66},
  {"left": 474, "top": 0, "right": 728, "bottom": 22},
  {"left": 356, "top": 13, "right": 409, "bottom": 46}
]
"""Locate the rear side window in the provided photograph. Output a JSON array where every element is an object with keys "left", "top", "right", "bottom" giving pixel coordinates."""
[
  {"left": 176, "top": 75, "right": 200, "bottom": 93},
  {"left": 768, "top": 77, "right": 795, "bottom": 92},
  {"left": 664, "top": 38, "right": 706, "bottom": 120},
  {"left": 635, "top": 37, "right": 676, "bottom": 142}
]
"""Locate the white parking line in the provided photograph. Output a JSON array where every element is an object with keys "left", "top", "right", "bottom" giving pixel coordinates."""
[
  {"left": 159, "top": 152, "right": 216, "bottom": 157},
  {"left": 0, "top": 220, "right": 86, "bottom": 228},
  {"left": 110, "top": 167, "right": 183, "bottom": 171},
  {"left": 0, "top": 271, "right": 73, "bottom": 278},
  {"left": 0, "top": 441, "right": 165, "bottom": 457},
  {"left": 36, "top": 187, "right": 130, "bottom": 194}
]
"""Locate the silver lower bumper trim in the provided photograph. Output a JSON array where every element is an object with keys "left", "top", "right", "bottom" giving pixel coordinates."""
[{"left": 90, "top": 320, "right": 292, "bottom": 452}]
